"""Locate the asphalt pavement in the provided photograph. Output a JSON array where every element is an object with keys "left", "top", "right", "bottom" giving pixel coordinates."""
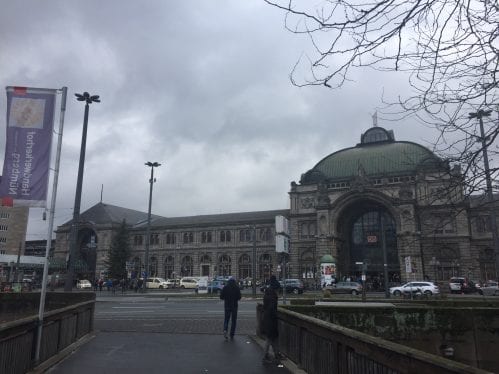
[{"left": 34, "top": 291, "right": 298, "bottom": 374}]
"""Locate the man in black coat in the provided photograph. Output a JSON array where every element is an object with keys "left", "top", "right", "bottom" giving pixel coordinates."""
[
  {"left": 262, "top": 275, "right": 283, "bottom": 363},
  {"left": 220, "top": 277, "right": 241, "bottom": 340}
]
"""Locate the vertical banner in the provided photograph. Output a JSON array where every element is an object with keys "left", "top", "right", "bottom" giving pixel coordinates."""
[{"left": 0, "top": 86, "right": 57, "bottom": 207}]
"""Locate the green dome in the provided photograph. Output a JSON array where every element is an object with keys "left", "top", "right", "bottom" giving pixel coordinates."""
[
  {"left": 320, "top": 254, "right": 336, "bottom": 263},
  {"left": 301, "top": 127, "right": 443, "bottom": 184}
]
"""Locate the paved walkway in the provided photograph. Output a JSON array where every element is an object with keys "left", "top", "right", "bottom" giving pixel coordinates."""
[
  {"left": 43, "top": 332, "right": 292, "bottom": 374},
  {"left": 34, "top": 293, "right": 300, "bottom": 374}
]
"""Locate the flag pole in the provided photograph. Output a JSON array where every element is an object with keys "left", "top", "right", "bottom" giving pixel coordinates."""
[{"left": 34, "top": 86, "right": 67, "bottom": 364}]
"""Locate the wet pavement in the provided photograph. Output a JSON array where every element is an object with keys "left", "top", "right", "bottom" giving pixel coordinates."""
[{"left": 44, "top": 331, "right": 291, "bottom": 374}]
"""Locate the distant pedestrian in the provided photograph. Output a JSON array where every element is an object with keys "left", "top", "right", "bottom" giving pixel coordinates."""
[
  {"left": 262, "top": 275, "right": 283, "bottom": 363},
  {"left": 220, "top": 276, "right": 241, "bottom": 340},
  {"left": 98, "top": 279, "right": 103, "bottom": 292},
  {"left": 120, "top": 278, "right": 126, "bottom": 294}
]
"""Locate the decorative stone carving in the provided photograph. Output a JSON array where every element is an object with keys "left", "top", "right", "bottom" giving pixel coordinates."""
[
  {"left": 301, "top": 197, "right": 315, "bottom": 209},
  {"left": 398, "top": 184, "right": 413, "bottom": 199},
  {"left": 316, "top": 184, "right": 330, "bottom": 208}
]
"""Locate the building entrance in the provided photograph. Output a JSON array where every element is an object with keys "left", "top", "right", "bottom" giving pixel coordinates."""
[{"left": 337, "top": 200, "right": 400, "bottom": 290}]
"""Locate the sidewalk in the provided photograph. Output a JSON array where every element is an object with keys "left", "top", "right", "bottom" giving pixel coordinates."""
[{"left": 39, "top": 331, "right": 293, "bottom": 374}]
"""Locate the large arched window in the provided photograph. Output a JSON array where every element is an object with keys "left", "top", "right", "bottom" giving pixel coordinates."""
[
  {"left": 200, "top": 254, "right": 211, "bottom": 276},
  {"left": 149, "top": 256, "right": 158, "bottom": 277},
  {"left": 239, "top": 229, "right": 252, "bottom": 242},
  {"left": 220, "top": 230, "right": 232, "bottom": 242},
  {"left": 259, "top": 228, "right": 272, "bottom": 241},
  {"left": 166, "top": 233, "right": 176, "bottom": 245},
  {"left": 438, "top": 247, "right": 460, "bottom": 279},
  {"left": 164, "top": 256, "right": 174, "bottom": 279},
  {"left": 181, "top": 256, "right": 193, "bottom": 276},
  {"left": 349, "top": 209, "right": 399, "bottom": 282},
  {"left": 218, "top": 254, "right": 231, "bottom": 277},
  {"left": 238, "top": 254, "right": 251, "bottom": 280},
  {"left": 259, "top": 253, "right": 272, "bottom": 282}
]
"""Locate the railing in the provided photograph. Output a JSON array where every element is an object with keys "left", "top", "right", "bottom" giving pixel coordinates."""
[
  {"left": 0, "top": 299, "right": 94, "bottom": 374},
  {"left": 256, "top": 304, "right": 490, "bottom": 374}
]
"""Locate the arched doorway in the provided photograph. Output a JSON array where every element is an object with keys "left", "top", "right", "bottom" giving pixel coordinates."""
[
  {"left": 259, "top": 253, "right": 273, "bottom": 283},
  {"left": 181, "top": 256, "right": 193, "bottom": 276},
  {"left": 200, "top": 254, "right": 211, "bottom": 277},
  {"left": 218, "top": 254, "right": 231, "bottom": 277},
  {"left": 164, "top": 256, "right": 174, "bottom": 278},
  {"left": 238, "top": 254, "right": 251, "bottom": 280},
  {"left": 337, "top": 200, "right": 400, "bottom": 289},
  {"left": 149, "top": 256, "right": 158, "bottom": 277}
]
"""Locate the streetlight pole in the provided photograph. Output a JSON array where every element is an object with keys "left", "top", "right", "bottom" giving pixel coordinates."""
[
  {"left": 470, "top": 109, "right": 499, "bottom": 279},
  {"left": 379, "top": 212, "right": 390, "bottom": 298},
  {"left": 252, "top": 224, "right": 257, "bottom": 298},
  {"left": 65, "top": 92, "right": 100, "bottom": 292},
  {"left": 143, "top": 161, "right": 161, "bottom": 292}
]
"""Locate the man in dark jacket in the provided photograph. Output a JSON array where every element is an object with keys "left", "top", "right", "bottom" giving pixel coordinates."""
[
  {"left": 220, "top": 277, "right": 241, "bottom": 340},
  {"left": 262, "top": 275, "right": 283, "bottom": 363}
]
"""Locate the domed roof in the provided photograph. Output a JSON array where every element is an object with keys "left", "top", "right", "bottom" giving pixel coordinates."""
[
  {"left": 320, "top": 254, "right": 336, "bottom": 263},
  {"left": 301, "top": 127, "right": 444, "bottom": 184}
]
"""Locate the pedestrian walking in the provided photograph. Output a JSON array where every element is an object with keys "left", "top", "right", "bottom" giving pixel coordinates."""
[
  {"left": 262, "top": 275, "right": 283, "bottom": 364},
  {"left": 220, "top": 276, "right": 241, "bottom": 340}
]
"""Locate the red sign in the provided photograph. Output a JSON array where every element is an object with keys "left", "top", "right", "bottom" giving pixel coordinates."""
[{"left": 367, "top": 235, "right": 377, "bottom": 243}]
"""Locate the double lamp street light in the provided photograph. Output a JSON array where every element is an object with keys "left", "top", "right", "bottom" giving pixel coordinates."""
[
  {"left": 143, "top": 161, "right": 161, "bottom": 292},
  {"left": 65, "top": 92, "right": 100, "bottom": 292}
]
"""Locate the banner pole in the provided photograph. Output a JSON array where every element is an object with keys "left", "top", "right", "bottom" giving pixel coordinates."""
[{"left": 34, "top": 86, "right": 67, "bottom": 364}]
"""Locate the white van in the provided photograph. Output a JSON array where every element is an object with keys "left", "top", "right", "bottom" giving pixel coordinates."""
[
  {"left": 146, "top": 277, "right": 168, "bottom": 289},
  {"left": 180, "top": 277, "right": 199, "bottom": 289}
]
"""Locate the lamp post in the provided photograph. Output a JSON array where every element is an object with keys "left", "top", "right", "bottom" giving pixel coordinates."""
[
  {"left": 252, "top": 224, "right": 257, "bottom": 298},
  {"left": 143, "top": 161, "right": 161, "bottom": 292},
  {"left": 470, "top": 109, "right": 499, "bottom": 279},
  {"left": 65, "top": 92, "right": 100, "bottom": 292}
]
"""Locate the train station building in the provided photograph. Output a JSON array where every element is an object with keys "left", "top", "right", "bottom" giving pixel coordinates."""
[{"left": 53, "top": 126, "right": 498, "bottom": 288}]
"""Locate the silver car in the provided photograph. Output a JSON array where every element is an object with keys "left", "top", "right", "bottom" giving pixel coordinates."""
[
  {"left": 478, "top": 281, "right": 499, "bottom": 296},
  {"left": 390, "top": 281, "right": 440, "bottom": 296}
]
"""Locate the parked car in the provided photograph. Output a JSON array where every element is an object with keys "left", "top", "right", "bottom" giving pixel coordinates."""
[
  {"left": 390, "top": 281, "right": 440, "bottom": 296},
  {"left": 180, "top": 277, "right": 199, "bottom": 289},
  {"left": 449, "top": 277, "right": 477, "bottom": 294},
  {"left": 146, "top": 277, "right": 169, "bottom": 289},
  {"left": 282, "top": 279, "right": 305, "bottom": 294},
  {"left": 207, "top": 280, "right": 225, "bottom": 293},
  {"left": 327, "top": 281, "right": 363, "bottom": 295},
  {"left": 478, "top": 280, "right": 499, "bottom": 296},
  {"left": 165, "top": 279, "right": 180, "bottom": 289},
  {"left": 76, "top": 279, "right": 92, "bottom": 289}
]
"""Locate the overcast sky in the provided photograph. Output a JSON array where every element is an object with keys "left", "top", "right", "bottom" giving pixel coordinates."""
[{"left": 0, "top": 1, "right": 431, "bottom": 240}]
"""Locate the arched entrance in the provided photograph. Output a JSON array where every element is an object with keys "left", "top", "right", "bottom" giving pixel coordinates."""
[{"left": 337, "top": 200, "right": 400, "bottom": 289}]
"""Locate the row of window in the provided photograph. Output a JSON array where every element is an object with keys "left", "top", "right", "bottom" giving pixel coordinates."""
[
  {"left": 327, "top": 175, "right": 417, "bottom": 189},
  {"left": 133, "top": 228, "right": 273, "bottom": 246},
  {"left": 0, "top": 212, "right": 10, "bottom": 219}
]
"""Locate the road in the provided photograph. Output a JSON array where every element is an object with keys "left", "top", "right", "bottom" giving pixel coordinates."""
[{"left": 94, "top": 296, "right": 258, "bottom": 335}]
